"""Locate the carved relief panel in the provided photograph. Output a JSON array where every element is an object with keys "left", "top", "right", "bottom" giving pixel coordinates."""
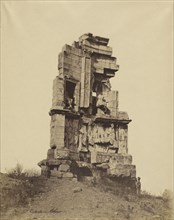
[
  {"left": 118, "top": 124, "right": 128, "bottom": 154},
  {"left": 65, "top": 118, "right": 79, "bottom": 154}
]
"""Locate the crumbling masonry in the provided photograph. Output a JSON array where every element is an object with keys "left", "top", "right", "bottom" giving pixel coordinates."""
[{"left": 38, "top": 33, "right": 136, "bottom": 183}]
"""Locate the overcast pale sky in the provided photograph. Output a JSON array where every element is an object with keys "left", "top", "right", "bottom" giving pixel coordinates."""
[{"left": 1, "top": 1, "right": 173, "bottom": 195}]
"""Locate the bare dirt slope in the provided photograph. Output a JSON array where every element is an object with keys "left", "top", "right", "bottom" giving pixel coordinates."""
[{"left": 1, "top": 175, "right": 173, "bottom": 220}]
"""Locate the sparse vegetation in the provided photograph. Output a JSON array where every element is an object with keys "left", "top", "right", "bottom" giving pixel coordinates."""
[
  {"left": 162, "top": 189, "right": 174, "bottom": 209},
  {"left": 0, "top": 164, "right": 173, "bottom": 220},
  {"left": 6, "top": 163, "right": 24, "bottom": 178},
  {"left": 0, "top": 164, "right": 46, "bottom": 212},
  {"left": 6, "top": 163, "right": 40, "bottom": 179}
]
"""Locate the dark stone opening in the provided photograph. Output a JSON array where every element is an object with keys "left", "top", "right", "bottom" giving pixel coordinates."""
[{"left": 65, "top": 80, "right": 76, "bottom": 109}]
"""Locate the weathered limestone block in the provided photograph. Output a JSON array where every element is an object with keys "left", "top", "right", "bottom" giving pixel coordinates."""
[
  {"left": 58, "top": 164, "right": 70, "bottom": 172},
  {"left": 62, "top": 44, "right": 83, "bottom": 57},
  {"left": 50, "top": 114, "right": 65, "bottom": 150},
  {"left": 107, "top": 164, "right": 136, "bottom": 178},
  {"left": 62, "top": 172, "right": 74, "bottom": 178},
  {"left": 62, "top": 45, "right": 82, "bottom": 81},
  {"left": 106, "top": 91, "right": 119, "bottom": 117},
  {"left": 69, "top": 152, "right": 79, "bottom": 161},
  {"left": 80, "top": 39, "right": 113, "bottom": 56},
  {"left": 118, "top": 111, "right": 129, "bottom": 120},
  {"left": 47, "top": 159, "right": 61, "bottom": 166},
  {"left": 90, "top": 150, "right": 98, "bottom": 164},
  {"left": 121, "top": 154, "right": 132, "bottom": 164},
  {"left": 79, "top": 33, "right": 109, "bottom": 46},
  {"left": 80, "top": 56, "right": 91, "bottom": 108},
  {"left": 109, "top": 154, "right": 132, "bottom": 166},
  {"left": 95, "top": 152, "right": 113, "bottom": 163},
  {"left": 65, "top": 118, "right": 79, "bottom": 157},
  {"left": 96, "top": 163, "right": 109, "bottom": 169},
  {"left": 50, "top": 170, "right": 63, "bottom": 178},
  {"left": 94, "top": 153, "right": 133, "bottom": 166},
  {"left": 52, "top": 77, "right": 64, "bottom": 108},
  {"left": 93, "top": 57, "right": 118, "bottom": 74}
]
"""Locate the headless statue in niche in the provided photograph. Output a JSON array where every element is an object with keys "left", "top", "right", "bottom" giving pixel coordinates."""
[
  {"left": 64, "top": 90, "right": 76, "bottom": 111},
  {"left": 65, "top": 97, "right": 75, "bottom": 110},
  {"left": 96, "top": 94, "right": 110, "bottom": 115}
]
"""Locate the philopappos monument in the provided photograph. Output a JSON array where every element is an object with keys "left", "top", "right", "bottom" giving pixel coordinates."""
[{"left": 38, "top": 33, "right": 136, "bottom": 185}]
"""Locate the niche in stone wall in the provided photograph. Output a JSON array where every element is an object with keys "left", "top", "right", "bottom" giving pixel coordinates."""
[{"left": 64, "top": 79, "right": 76, "bottom": 110}]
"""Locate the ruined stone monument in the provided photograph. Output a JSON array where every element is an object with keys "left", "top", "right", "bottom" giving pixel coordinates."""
[{"left": 38, "top": 33, "right": 136, "bottom": 183}]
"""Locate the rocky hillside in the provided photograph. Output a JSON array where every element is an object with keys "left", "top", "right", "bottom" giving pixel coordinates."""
[{"left": 1, "top": 173, "right": 173, "bottom": 220}]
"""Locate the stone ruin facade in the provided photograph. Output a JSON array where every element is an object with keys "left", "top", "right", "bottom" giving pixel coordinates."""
[{"left": 38, "top": 33, "right": 136, "bottom": 184}]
